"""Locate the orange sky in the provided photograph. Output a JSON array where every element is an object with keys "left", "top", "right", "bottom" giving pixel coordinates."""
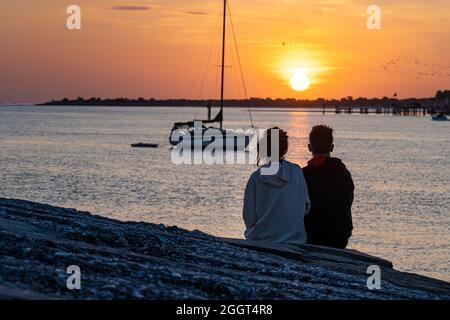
[{"left": 1, "top": 0, "right": 449, "bottom": 103}]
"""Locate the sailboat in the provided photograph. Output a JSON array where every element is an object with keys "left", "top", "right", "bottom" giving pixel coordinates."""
[{"left": 169, "top": 0, "right": 254, "bottom": 149}]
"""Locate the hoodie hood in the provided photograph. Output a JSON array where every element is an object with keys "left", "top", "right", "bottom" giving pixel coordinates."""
[{"left": 259, "top": 160, "right": 290, "bottom": 187}]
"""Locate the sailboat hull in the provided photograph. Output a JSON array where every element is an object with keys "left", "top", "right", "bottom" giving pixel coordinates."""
[{"left": 170, "top": 129, "right": 253, "bottom": 150}]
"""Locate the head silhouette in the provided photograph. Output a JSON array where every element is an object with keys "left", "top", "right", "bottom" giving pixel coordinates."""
[
  {"left": 258, "top": 127, "right": 289, "bottom": 165},
  {"left": 308, "top": 125, "right": 334, "bottom": 155}
]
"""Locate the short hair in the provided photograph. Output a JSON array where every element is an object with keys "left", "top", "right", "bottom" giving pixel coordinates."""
[
  {"left": 257, "top": 127, "right": 289, "bottom": 165},
  {"left": 309, "top": 125, "right": 334, "bottom": 154}
]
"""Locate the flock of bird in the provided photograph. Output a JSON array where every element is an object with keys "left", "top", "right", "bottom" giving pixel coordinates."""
[{"left": 381, "top": 56, "right": 450, "bottom": 80}]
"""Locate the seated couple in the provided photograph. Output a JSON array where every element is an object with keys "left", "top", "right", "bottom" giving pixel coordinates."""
[{"left": 243, "top": 125, "right": 354, "bottom": 249}]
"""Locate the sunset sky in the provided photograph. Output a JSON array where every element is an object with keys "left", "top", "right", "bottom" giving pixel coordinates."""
[{"left": 1, "top": 0, "right": 449, "bottom": 103}]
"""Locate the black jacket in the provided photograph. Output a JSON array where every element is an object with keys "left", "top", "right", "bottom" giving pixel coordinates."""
[{"left": 303, "top": 156, "right": 354, "bottom": 248}]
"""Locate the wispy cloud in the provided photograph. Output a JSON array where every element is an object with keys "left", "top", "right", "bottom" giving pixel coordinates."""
[
  {"left": 110, "top": 5, "right": 151, "bottom": 11},
  {"left": 184, "top": 11, "right": 208, "bottom": 15}
]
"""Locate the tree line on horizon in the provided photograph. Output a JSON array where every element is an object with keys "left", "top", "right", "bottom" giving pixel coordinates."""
[{"left": 39, "top": 90, "right": 449, "bottom": 108}]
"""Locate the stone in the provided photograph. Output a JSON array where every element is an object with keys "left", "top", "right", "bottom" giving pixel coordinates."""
[{"left": 0, "top": 198, "right": 448, "bottom": 300}]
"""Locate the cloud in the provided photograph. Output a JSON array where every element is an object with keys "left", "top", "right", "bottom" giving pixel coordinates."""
[
  {"left": 110, "top": 5, "right": 151, "bottom": 11},
  {"left": 184, "top": 11, "right": 208, "bottom": 15}
]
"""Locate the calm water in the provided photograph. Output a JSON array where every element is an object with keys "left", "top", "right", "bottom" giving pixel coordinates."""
[{"left": 0, "top": 105, "right": 449, "bottom": 281}]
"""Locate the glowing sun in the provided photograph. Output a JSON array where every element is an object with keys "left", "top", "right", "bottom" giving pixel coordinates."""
[{"left": 290, "top": 69, "right": 310, "bottom": 91}]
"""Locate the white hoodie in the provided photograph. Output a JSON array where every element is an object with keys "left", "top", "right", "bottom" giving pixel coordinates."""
[{"left": 243, "top": 160, "right": 311, "bottom": 245}]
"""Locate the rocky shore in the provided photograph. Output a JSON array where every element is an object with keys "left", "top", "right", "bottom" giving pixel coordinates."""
[{"left": 0, "top": 198, "right": 449, "bottom": 300}]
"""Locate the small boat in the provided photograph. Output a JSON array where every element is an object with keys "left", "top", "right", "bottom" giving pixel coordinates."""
[
  {"left": 431, "top": 113, "right": 448, "bottom": 121},
  {"left": 131, "top": 143, "right": 159, "bottom": 148}
]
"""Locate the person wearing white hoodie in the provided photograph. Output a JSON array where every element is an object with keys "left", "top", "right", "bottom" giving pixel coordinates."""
[{"left": 243, "top": 128, "right": 311, "bottom": 245}]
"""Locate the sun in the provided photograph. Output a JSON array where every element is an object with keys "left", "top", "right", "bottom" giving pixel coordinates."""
[{"left": 290, "top": 69, "right": 310, "bottom": 91}]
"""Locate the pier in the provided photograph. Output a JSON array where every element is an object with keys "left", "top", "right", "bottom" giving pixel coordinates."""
[{"left": 328, "top": 104, "right": 429, "bottom": 116}]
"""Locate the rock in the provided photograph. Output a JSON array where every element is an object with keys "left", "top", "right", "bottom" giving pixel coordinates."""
[
  {"left": 118, "top": 236, "right": 129, "bottom": 247},
  {"left": 0, "top": 198, "right": 449, "bottom": 300}
]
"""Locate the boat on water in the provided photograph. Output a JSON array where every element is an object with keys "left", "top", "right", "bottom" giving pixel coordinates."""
[
  {"left": 431, "top": 113, "right": 448, "bottom": 121},
  {"left": 169, "top": 0, "right": 255, "bottom": 150}
]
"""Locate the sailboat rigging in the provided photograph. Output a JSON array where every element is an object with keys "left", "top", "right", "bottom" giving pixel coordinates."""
[
  {"left": 169, "top": 0, "right": 254, "bottom": 149},
  {"left": 219, "top": 0, "right": 227, "bottom": 131}
]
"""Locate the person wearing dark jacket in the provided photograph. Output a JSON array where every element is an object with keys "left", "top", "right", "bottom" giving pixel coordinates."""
[{"left": 303, "top": 125, "right": 354, "bottom": 249}]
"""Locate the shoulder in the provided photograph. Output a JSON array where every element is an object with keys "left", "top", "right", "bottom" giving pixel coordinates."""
[
  {"left": 334, "top": 158, "right": 352, "bottom": 174},
  {"left": 331, "top": 158, "right": 354, "bottom": 185},
  {"left": 248, "top": 169, "right": 260, "bottom": 182},
  {"left": 302, "top": 163, "right": 312, "bottom": 176},
  {"left": 326, "top": 157, "right": 347, "bottom": 170},
  {"left": 245, "top": 170, "right": 259, "bottom": 191},
  {"left": 283, "top": 160, "right": 305, "bottom": 178},
  {"left": 283, "top": 160, "right": 302, "bottom": 171}
]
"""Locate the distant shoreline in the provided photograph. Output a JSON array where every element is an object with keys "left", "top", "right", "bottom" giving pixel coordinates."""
[
  {"left": 37, "top": 97, "right": 433, "bottom": 108},
  {"left": 33, "top": 90, "right": 449, "bottom": 110}
]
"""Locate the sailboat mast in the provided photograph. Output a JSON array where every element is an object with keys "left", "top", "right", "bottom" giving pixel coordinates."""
[{"left": 219, "top": 0, "right": 227, "bottom": 130}]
